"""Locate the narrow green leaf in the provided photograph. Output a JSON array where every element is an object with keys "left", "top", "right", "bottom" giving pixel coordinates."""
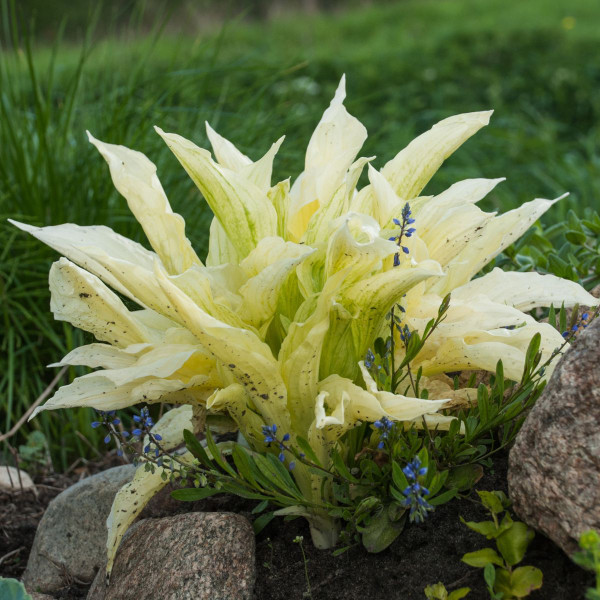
[
  {"left": 253, "top": 512, "right": 275, "bottom": 535},
  {"left": 171, "top": 487, "right": 220, "bottom": 501}
]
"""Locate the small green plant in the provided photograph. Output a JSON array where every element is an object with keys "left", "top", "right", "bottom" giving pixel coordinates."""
[
  {"left": 460, "top": 491, "right": 542, "bottom": 599},
  {"left": 572, "top": 530, "right": 600, "bottom": 600},
  {"left": 293, "top": 535, "right": 313, "bottom": 599},
  {"left": 0, "top": 578, "right": 33, "bottom": 600},
  {"left": 424, "top": 582, "right": 470, "bottom": 600}
]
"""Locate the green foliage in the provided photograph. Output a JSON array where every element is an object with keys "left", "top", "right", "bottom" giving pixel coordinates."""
[
  {"left": 424, "top": 582, "right": 471, "bottom": 600},
  {"left": 460, "top": 492, "right": 542, "bottom": 599},
  {"left": 494, "top": 208, "right": 600, "bottom": 290},
  {"left": 4, "top": 0, "right": 600, "bottom": 470},
  {"left": 172, "top": 297, "right": 557, "bottom": 555},
  {"left": 0, "top": 578, "right": 33, "bottom": 600},
  {"left": 572, "top": 530, "right": 600, "bottom": 600}
]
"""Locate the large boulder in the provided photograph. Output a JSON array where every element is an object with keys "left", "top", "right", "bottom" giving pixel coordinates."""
[
  {"left": 508, "top": 316, "right": 600, "bottom": 554},
  {"left": 23, "top": 465, "right": 136, "bottom": 593},
  {"left": 87, "top": 512, "right": 255, "bottom": 600}
]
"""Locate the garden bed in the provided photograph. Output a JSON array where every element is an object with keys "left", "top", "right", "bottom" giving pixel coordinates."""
[{"left": 1, "top": 450, "right": 592, "bottom": 599}]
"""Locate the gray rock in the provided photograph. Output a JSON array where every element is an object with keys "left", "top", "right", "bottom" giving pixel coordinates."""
[
  {"left": 23, "top": 465, "right": 136, "bottom": 593},
  {"left": 508, "top": 316, "right": 600, "bottom": 554},
  {"left": 0, "top": 466, "right": 35, "bottom": 491},
  {"left": 87, "top": 512, "right": 255, "bottom": 600}
]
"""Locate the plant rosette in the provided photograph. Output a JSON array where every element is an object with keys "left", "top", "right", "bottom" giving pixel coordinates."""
[{"left": 12, "top": 76, "right": 598, "bottom": 576}]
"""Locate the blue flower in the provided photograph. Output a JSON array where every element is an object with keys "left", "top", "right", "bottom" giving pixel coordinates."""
[
  {"left": 262, "top": 424, "right": 278, "bottom": 444},
  {"left": 103, "top": 434, "right": 111, "bottom": 444},
  {"left": 400, "top": 457, "right": 433, "bottom": 523},
  {"left": 364, "top": 348, "right": 375, "bottom": 369},
  {"left": 91, "top": 421, "right": 101, "bottom": 429},
  {"left": 374, "top": 417, "right": 394, "bottom": 449}
]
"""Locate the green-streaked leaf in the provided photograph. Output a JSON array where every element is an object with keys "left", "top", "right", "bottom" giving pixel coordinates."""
[
  {"left": 495, "top": 566, "right": 543, "bottom": 598},
  {"left": 461, "top": 547, "right": 504, "bottom": 568},
  {"left": 460, "top": 517, "right": 499, "bottom": 539},
  {"left": 496, "top": 521, "right": 535, "bottom": 566}
]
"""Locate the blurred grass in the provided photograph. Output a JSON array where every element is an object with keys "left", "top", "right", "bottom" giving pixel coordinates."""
[{"left": 2, "top": 0, "right": 600, "bottom": 469}]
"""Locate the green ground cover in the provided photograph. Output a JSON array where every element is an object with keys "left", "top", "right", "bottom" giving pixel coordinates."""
[{"left": 1, "top": 0, "right": 599, "bottom": 469}]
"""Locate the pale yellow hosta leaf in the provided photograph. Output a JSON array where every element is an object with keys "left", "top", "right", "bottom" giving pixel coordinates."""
[
  {"left": 416, "top": 321, "right": 564, "bottom": 382},
  {"left": 171, "top": 267, "right": 249, "bottom": 330},
  {"left": 238, "top": 238, "right": 315, "bottom": 329},
  {"left": 452, "top": 267, "right": 600, "bottom": 312},
  {"left": 268, "top": 179, "right": 291, "bottom": 239},
  {"left": 156, "top": 127, "right": 277, "bottom": 258},
  {"left": 153, "top": 263, "right": 291, "bottom": 430},
  {"left": 325, "top": 213, "right": 398, "bottom": 284},
  {"left": 365, "top": 163, "right": 407, "bottom": 227},
  {"left": 358, "top": 364, "right": 449, "bottom": 421},
  {"left": 381, "top": 111, "right": 493, "bottom": 199},
  {"left": 414, "top": 178, "right": 505, "bottom": 224},
  {"left": 87, "top": 133, "right": 201, "bottom": 274},
  {"left": 430, "top": 195, "right": 565, "bottom": 295},
  {"left": 419, "top": 204, "right": 495, "bottom": 268},
  {"left": 206, "top": 122, "right": 285, "bottom": 193},
  {"left": 205, "top": 121, "right": 252, "bottom": 171},
  {"left": 49, "top": 258, "right": 150, "bottom": 347},
  {"left": 207, "top": 383, "right": 266, "bottom": 448},
  {"left": 49, "top": 343, "right": 150, "bottom": 369},
  {"left": 143, "top": 404, "right": 205, "bottom": 452},
  {"left": 279, "top": 291, "right": 333, "bottom": 432},
  {"left": 30, "top": 372, "right": 212, "bottom": 417},
  {"left": 341, "top": 260, "right": 443, "bottom": 359},
  {"left": 287, "top": 75, "right": 367, "bottom": 242},
  {"left": 206, "top": 217, "right": 241, "bottom": 267},
  {"left": 408, "top": 297, "right": 536, "bottom": 346},
  {"left": 303, "top": 156, "right": 373, "bottom": 245},
  {"left": 106, "top": 453, "right": 193, "bottom": 576},
  {"left": 9, "top": 220, "right": 155, "bottom": 304},
  {"left": 32, "top": 344, "right": 219, "bottom": 416}
]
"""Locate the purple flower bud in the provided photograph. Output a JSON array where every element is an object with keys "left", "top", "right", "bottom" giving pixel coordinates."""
[
  {"left": 91, "top": 421, "right": 101, "bottom": 428},
  {"left": 104, "top": 434, "right": 111, "bottom": 444}
]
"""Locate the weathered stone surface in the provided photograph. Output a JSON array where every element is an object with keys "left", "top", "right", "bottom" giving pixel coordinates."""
[
  {"left": 23, "top": 465, "right": 136, "bottom": 593},
  {"left": 508, "top": 316, "right": 600, "bottom": 554},
  {"left": 0, "top": 466, "right": 35, "bottom": 491},
  {"left": 87, "top": 512, "right": 255, "bottom": 600}
]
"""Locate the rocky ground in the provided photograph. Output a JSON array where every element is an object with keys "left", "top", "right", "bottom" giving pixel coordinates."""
[{"left": 0, "top": 449, "right": 593, "bottom": 599}]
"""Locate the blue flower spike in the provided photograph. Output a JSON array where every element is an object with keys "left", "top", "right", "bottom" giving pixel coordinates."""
[
  {"left": 390, "top": 203, "right": 416, "bottom": 267},
  {"left": 374, "top": 416, "right": 395, "bottom": 450},
  {"left": 401, "top": 457, "right": 434, "bottom": 523}
]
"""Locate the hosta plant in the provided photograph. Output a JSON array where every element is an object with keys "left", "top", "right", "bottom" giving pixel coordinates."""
[{"left": 12, "top": 76, "right": 598, "bottom": 573}]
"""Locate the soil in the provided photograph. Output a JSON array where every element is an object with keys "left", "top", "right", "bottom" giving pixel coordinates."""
[{"left": 0, "top": 451, "right": 593, "bottom": 600}]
